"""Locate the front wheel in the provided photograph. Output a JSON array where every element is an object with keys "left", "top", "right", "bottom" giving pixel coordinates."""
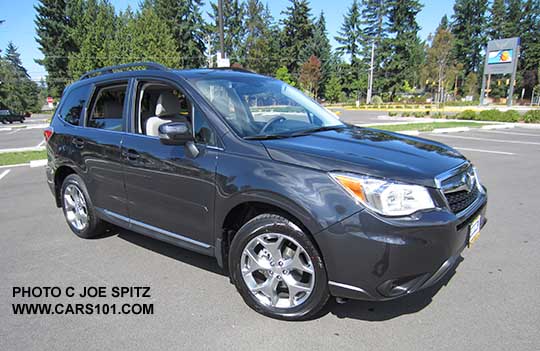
[{"left": 229, "top": 214, "right": 329, "bottom": 320}]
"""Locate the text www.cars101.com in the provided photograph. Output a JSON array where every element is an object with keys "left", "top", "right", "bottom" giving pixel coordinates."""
[{"left": 12, "top": 302, "right": 154, "bottom": 315}]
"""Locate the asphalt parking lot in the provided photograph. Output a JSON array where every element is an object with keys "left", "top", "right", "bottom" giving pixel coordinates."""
[{"left": 1, "top": 121, "right": 539, "bottom": 350}]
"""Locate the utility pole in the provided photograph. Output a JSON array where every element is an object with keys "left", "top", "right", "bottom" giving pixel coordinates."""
[
  {"left": 366, "top": 42, "right": 375, "bottom": 104},
  {"left": 218, "top": 0, "right": 225, "bottom": 59}
]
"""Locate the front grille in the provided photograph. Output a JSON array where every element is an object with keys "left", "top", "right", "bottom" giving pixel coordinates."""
[{"left": 445, "top": 185, "right": 479, "bottom": 213}]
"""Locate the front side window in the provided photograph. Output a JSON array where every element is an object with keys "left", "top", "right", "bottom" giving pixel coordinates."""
[
  {"left": 87, "top": 84, "right": 127, "bottom": 131},
  {"left": 58, "top": 84, "right": 91, "bottom": 126},
  {"left": 135, "top": 82, "right": 216, "bottom": 146},
  {"left": 189, "top": 74, "right": 344, "bottom": 138}
]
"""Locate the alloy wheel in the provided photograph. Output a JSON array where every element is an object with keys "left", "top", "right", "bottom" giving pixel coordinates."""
[
  {"left": 63, "top": 184, "right": 89, "bottom": 231},
  {"left": 240, "top": 233, "right": 315, "bottom": 309}
]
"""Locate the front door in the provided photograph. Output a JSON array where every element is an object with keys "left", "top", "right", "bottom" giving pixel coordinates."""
[{"left": 121, "top": 80, "right": 219, "bottom": 246}]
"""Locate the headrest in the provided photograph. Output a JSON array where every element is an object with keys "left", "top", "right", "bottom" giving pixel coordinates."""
[{"left": 155, "top": 91, "right": 181, "bottom": 117}]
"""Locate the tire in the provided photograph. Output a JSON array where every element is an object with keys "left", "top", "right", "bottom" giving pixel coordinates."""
[
  {"left": 19, "top": 118, "right": 24, "bottom": 123},
  {"left": 229, "top": 214, "right": 329, "bottom": 320},
  {"left": 61, "top": 174, "right": 106, "bottom": 239}
]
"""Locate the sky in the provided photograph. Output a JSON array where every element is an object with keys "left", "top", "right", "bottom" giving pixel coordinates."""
[{"left": 0, "top": 0, "right": 455, "bottom": 81}]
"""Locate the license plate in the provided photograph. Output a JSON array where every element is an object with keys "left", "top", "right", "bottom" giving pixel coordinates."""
[{"left": 468, "top": 215, "right": 481, "bottom": 246}]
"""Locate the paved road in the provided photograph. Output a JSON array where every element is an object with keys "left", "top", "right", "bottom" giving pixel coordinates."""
[{"left": 1, "top": 128, "right": 539, "bottom": 351}]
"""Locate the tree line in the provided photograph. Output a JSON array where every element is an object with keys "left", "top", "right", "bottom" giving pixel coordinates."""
[
  {"left": 22, "top": 0, "right": 540, "bottom": 104},
  {"left": 0, "top": 43, "right": 42, "bottom": 113}
]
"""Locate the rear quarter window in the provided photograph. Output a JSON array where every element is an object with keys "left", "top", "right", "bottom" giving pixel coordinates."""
[{"left": 57, "top": 85, "right": 91, "bottom": 126}]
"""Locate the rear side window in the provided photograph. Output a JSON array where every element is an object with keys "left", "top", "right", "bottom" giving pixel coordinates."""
[
  {"left": 87, "top": 84, "right": 127, "bottom": 131},
  {"left": 58, "top": 85, "right": 91, "bottom": 126}
]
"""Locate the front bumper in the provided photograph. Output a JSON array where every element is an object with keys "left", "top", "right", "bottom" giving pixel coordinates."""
[{"left": 315, "top": 191, "right": 487, "bottom": 301}]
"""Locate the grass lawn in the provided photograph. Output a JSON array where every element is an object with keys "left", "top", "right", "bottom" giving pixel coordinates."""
[
  {"left": 0, "top": 150, "right": 47, "bottom": 166},
  {"left": 369, "top": 121, "right": 491, "bottom": 132}
]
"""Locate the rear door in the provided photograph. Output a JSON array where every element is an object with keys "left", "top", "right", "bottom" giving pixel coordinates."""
[
  {"left": 75, "top": 80, "right": 130, "bottom": 217},
  {"left": 121, "top": 78, "right": 219, "bottom": 248}
]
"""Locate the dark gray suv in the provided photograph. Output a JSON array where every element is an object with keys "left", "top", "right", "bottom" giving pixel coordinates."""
[{"left": 45, "top": 62, "right": 487, "bottom": 320}]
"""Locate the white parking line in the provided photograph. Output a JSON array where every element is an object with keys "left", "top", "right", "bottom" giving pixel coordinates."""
[
  {"left": 7, "top": 129, "right": 21, "bottom": 135},
  {"left": 0, "top": 169, "right": 11, "bottom": 181},
  {"left": 454, "top": 147, "right": 515, "bottom": 155},
  {"left": 478, "top": 129, "right": 540, "bottom": 137},
  {"left": 430, "top": 134, "right": 540, "bottom": 145},
  {"left": 36, "top": 140, "right": 46, "bottom": 148}
]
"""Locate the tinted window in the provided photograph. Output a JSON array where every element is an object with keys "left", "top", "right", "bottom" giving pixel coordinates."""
[
  {"left": 193, "top": 107, "right": 216, "bottom": 146},
  {"left": 88, "top": 84, "right": 127, "bottom": 131},
  {"left": 58, "top": 85, "right": 90, "bottom": 126}
]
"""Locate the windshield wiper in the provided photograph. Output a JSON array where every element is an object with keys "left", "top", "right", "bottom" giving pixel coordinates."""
[
  {"left": 243, "top": 134, "right": 291, "bottom": 140},
  {"left": 289, "top": 125, "right": 346, "bottom": 137}
]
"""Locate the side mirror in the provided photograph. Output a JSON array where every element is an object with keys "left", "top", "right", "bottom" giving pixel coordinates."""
[{"left": 158, "top": 122, "right": 193, "bottom": 145}]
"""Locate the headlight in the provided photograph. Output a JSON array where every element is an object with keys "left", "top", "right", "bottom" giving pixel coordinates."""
[
  {"left": 330, "top": 173, "right": 435, "bottom": 216},
  {"left": 473, "top": 166, "right": 484, "bottom": 193}
]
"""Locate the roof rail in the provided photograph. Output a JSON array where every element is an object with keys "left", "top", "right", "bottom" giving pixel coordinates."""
[{"left": 79, "top": 62, "right": 168, "bottom": 80}]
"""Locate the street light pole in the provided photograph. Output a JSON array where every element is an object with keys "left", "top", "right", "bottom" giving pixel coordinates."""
[{"left": 218, "top": 0, "right": 225, "bottom": 59}]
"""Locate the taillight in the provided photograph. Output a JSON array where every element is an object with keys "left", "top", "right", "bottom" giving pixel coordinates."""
[{"left": 43, "top": 127, "right": 54, "bottom": 142}]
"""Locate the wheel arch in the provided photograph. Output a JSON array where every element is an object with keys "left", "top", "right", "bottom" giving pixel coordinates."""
[
  {"left": 216, "top": 196, "right": 324, "bottom": 270},
  {"left": 53, "top": 165, "right": 79, "bottom": 207}
]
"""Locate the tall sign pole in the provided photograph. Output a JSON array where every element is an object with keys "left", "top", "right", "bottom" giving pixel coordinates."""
[
  {"left": 218, "top": 0, "right": 225, "bottom": 59},
  {"left": 366, "top": 42, "right": 375, "bottom": 104},
  {"left": 480, "top": 37, "right": 520, "bottom": 107}
]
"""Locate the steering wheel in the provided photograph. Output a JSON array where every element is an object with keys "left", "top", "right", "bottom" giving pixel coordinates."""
[{"left": 260, "top": 116, "right": 287, "bottom": 134}]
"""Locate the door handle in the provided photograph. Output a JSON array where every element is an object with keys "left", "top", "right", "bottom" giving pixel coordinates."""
[
  {"left": 72, "top": 137, "right": 85, "bottom": 149},
  {"left": 123, "top": 149, "right": 141, "bottom": 161}
]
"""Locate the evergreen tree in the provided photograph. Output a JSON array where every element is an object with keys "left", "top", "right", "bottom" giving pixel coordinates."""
[
  {"left": 67, "top": 0, "right": 116, "bottom": 79},
  {"left": 383, "top": 0, "right": 424, "bottom": 97},
  {"left": 488, "top": 0, "right": 506, "bottom": 39},
  {"left": 34, "top": 0, "right": 72, "bottom": 97},
  {"left": 451, "top": 0, "right": 489, "bottom": 75},
  {"left": 312, "top": 12, "right": 332, "bottom": 98},
  {"left": 109, "top": 8, "right": 180, "bottom": 67},
  {"left": 280, "top": 0, "right": 316, "bottom": 79},
  {"left": 520, "top": 0, "right": 540, "bottom": 96},
  {"left": 209, "top": 0, "right": 246, "bottom": 64},
  {"left": 503, "top": 0, "right": 523, "bottom": 38},
  {"left": 361, "top": 0, "right": 388, "bottom": 94},
  {"left": 153, "top": 0, "right": 206, "bottom": 68},
  {"left": 325, "top": 75, "right": 343, "bottom": 103},
  {"left": 335, "top": 0, "right": 362, "bottom": 62},
  {"left": 0, "top": 43, "right": 40, "bottom": 113},
  {"left": 244, "top": 1, "right": 280, "bottom": 75}
]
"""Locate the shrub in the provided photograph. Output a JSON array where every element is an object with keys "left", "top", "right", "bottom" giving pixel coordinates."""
[
  {"left": 413, "top": 112, "right": 425, "bottom": 118},
  {"left": 478, "top": 109, "right": 503, "bottom": 121},
  {"left": 431, "top": 112, "right": 444, "bottom": 119},
  {"left": 476, "top": 109, "right": 520, "bottom": 122},
  {"left": 371, "top": 95, "right": 383, "bottom": 105},
  {"left": 388, "top": 111, "right": 397, "bottom": 117},
  {"left": 523, "top": 110, "right": 540, "bottom": 123},
  {"left": 502, "top": 110, "right": 520, "bottom": 122},
  {"left": 401, "top": 111, "right": 411, "bottom": 117},
  {"left": 456, "top": 110, "right": 477, "bottom": 120}
]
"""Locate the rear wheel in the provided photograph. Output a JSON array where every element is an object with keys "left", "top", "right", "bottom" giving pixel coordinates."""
[
  {"left": 61, "top": 174, "right": 106, "bottom": 238},
  {"left": 229, "top": 214, "right": 329, "bottom": 320}
]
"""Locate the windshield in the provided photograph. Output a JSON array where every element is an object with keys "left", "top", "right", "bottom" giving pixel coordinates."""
[{"left": 189, "top": 74, "right": 344, "bottom": 138}]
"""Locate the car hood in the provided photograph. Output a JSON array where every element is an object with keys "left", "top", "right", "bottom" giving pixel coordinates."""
[{"left": 262, "top": 127, "right": 467, "bottom": 188}]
